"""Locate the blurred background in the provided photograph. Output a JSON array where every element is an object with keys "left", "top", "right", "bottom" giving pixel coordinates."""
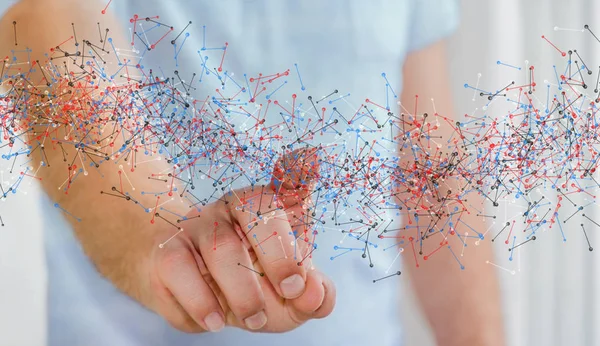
[{"left": 0, "top": 0, "right": 599, "bottom": 345}]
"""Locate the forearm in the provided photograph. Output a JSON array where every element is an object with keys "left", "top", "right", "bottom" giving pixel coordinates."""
[
  {"left": 396, "top": 148, "right": 504, "bottom": 345},
  {"left": 0, "top": 0, "right": 183, "bottom": 304},
  {"left": 399, "top": 41, "right": 505, "bottom": 346},
  {"left": 397, "top": 116, "right": 505, "bottom": 345},
  {"left": 405, "top": 212, "right": 504, "bottom": 345}
]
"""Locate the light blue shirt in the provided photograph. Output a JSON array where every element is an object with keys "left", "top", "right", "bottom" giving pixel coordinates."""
[{"left": 38, "top": 1, "right": 459, "bottom": 345}]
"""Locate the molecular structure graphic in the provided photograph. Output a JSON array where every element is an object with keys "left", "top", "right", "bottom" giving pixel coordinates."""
[{"left": 1, "top": 9, "right": 599, "bottom": 283}]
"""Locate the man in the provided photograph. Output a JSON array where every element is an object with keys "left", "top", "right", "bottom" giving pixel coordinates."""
[{"left": 0, "top": 0, "right": 505, "bottom": 345}]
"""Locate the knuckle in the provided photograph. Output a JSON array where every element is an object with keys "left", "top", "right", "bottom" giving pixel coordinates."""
[
  {"left": 213, "top": 230, "right": 241, "bottom": 250},
  {"left": 183, "top": 293, "right": 212, "bottom": 317},
  {"left": 158, "top": 247, "right": 191, "bottom": 272},
  {"left": 205, "top": 234, "right": 244, "bottom": 269},
  {"left": 232, "top": 294, "right": 264, "bottom": 318},
  {"left": 264, "top": 256, "right": 298, "bottom": 278}
]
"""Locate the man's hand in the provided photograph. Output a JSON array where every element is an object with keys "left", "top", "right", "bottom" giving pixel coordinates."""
[
  {"left": 0, "top": 1, "right": 335, "bottom": 335},
  {"left": 141, "top": 149, "right": 335, "bottom": 333}
]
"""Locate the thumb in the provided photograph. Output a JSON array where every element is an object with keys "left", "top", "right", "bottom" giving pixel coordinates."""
[{"left": 288, "top": 269, "right": 336, "bottom": 321}]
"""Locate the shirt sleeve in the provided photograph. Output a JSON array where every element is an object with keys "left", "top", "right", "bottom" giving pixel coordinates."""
[{"left": 406, "top": 0, "right": 460, "bottom": 52}]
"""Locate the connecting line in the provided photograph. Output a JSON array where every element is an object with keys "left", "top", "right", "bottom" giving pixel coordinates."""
[
  {"left": 237, "top": 262, "right": 264, "bottom": 277},
  {"left": 4, "top": 17, "right": 600, "bottom": 276},
  {"left": 373, "top": 271, "right": 401, "bottom": 283}
]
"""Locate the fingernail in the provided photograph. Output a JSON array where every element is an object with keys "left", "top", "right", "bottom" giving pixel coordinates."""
[
  {"left": 204, "top": 312, "right": 225, "bottom": 332},
  {"left": 280, "top": 274, "right": 305, "bottom": 298},
  {"left": 244, "top": 310, "right": 267, "bottom": 330}
]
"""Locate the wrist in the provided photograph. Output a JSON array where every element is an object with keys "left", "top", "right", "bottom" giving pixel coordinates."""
[
  {"left": 93, "top": 222, "right": 164, "bottom": 309},
  {"left": 129, "top": 226, "right": 176, "bottom": 309}
]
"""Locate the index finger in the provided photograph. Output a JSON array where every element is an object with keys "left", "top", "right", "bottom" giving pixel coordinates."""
[
  {"left": 271, "top": 146, "right": 321, "bottom": 206},
  {"left": 270, "top": 147, "right": 321, "bottom": 255}
]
